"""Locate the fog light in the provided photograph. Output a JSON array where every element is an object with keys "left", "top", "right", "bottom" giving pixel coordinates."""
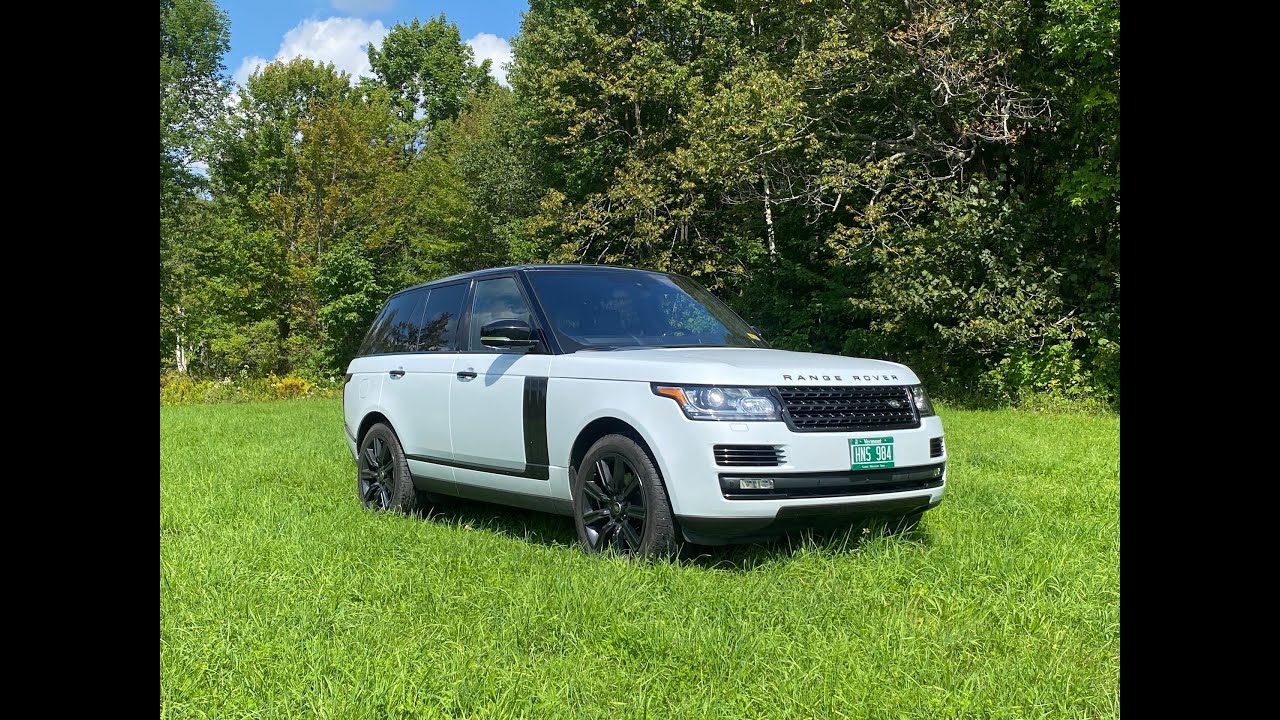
[{"left": 738, "top": 478, "right": 774, "bottom": 490}]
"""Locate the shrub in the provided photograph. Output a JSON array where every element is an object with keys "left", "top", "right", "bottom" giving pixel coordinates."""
[
  {"left": 271, "top": 374, "right": 313, "bottom": 399},
  {"left": 161, "top": 372, "right": 340, "bottom": 405}
]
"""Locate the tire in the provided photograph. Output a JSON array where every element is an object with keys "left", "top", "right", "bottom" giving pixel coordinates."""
[
  {"left": 572, "top": 434, "right": 678, "bottom": 557},
  {"left": 356, "top": 423, "right": 418, "bottom": 514}
]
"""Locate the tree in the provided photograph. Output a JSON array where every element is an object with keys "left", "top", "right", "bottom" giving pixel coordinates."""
[
  {"left": 160, "top": 0, "right": 229, "bottom": 199},
  {"left": 368, "top": 15, "right": 495, "bottom": 137},
  {"left": 511, "top": 0, "right": 1120, "bottom": 404},
  {"left": 161, "top": 0, "right": 229, "bottom": 372}
]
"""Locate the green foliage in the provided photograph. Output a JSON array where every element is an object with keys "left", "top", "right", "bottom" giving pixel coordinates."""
[
  {"left": 509, "top": 0, "right": 1120, "bottom": 407},
  {"left": 160, "top": 0, "right": 229, "bottom": 196},
  {"left": 159, "top": 3, "right": 1120, "bottom": 408},
  {"left": 161, "top": 399, "right": 1119, "bottom": 716},
  {"left": 367, "top": 15, "right": 495, "bottom": 132}
]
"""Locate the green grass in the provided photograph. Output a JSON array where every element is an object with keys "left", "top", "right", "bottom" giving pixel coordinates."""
[{"left": 160, "top": 400, "right": 1119, "bottom": 719}]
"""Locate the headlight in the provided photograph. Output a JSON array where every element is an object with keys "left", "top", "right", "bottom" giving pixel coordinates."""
[
  {"left": 909, "top": 384, "right": 935, "bottom": 417},
  {"left": 652, "top": 384, "right": 781, "bottom": 421}
]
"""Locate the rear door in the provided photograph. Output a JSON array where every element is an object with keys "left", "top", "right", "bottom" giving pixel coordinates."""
[
  {"left": 377, "top": 282, "right": 469, "bottom": 490},
  {"left": 448, "top": 275, "right": 553, "bottom": 499},
  {"left": 346, "top": 287, "right": 427, "bottom": 447}
]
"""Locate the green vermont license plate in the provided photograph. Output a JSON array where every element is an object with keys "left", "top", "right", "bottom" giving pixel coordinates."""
[{"left": 850, "top": 437, "right": 895, "bottom": 470}]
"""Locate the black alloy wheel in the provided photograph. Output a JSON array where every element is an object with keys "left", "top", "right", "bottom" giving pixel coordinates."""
[
  {"left": 356, "top": 422, "right": 417, "bottom": 513},
  {"left": 572, "top": 434, "right": 677, "bottom": 557},
  {"left": 579, "top": 452, "right": 647, "bottom": 551}
]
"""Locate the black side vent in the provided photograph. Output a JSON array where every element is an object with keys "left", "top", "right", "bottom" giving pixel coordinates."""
[
  {"left": 930, "top": 437, "right": 945, "bottom": 458},
  {"left": 713, "top": 445, "right": 785, "bottom": 467}
]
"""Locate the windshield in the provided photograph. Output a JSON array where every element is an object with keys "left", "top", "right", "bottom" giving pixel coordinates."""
[{"left": 527, "top": 269, "right": 767, "bottom": 351}]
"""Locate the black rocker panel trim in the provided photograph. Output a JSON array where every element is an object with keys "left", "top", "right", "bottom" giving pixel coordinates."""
[
  {"left": 406, "top": 375, "right": 551, "bottom": 480},
  {"left": 409, "top": 470, "right": 456, "bottom": 496},
  {"left": 434, "top": 479, "right": 574, "bottom": 516},
  {"left": 406, "top": 453, "right": 550, "bottom": 480}
]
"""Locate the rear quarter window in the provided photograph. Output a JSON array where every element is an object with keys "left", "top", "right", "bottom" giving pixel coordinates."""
[
  {"left": 359, "top": 288, "right": 429, "bottom": 355},
  {"left": 418, "top": 283, "right": 468, "bottom": 351}
]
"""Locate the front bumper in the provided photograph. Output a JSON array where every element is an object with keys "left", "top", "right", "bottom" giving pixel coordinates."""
[{"left": 644, "top": 412, "right": 947, "bottom": 543}]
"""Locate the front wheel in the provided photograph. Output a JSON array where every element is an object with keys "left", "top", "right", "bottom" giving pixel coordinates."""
[
  {"left": 356, "top": 423, "right": 418, "bottom": 513},
  {"left": 572, "top": 434, "right": 678, "bottom": 557}
]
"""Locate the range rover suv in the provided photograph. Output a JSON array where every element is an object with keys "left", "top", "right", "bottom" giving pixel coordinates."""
[{"left": 343, "top": 265, "right": 946, "bottom": 555}]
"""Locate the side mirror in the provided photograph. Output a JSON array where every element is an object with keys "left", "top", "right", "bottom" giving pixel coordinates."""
[
  {"left": 481, "top": 319, "right": 538, "bottom": 349},
  {"left": 751, "top": 326, "right": 767, "bottom": 340}
]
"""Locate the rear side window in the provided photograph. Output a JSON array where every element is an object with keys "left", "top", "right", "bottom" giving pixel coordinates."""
[
  {"left": 360, "top": 288, "right": 428, "bottom": 355},
  {"left": 418, "top": 283, "right": 467, "bottom": 351}
]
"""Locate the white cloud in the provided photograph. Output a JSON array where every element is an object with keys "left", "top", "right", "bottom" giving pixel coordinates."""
[
  {"left": 331, "top": 0, "right": 394, "bottom": 11},
  {"left": 277, "top": 18, "right": 388, "bottom": 80},
  {"left": 232, "top": 17, "right": 389, "bottom": 88},
  {"left": 233, "top": 55, "right": 269, "bottom": 88},
  {"left": 466, "top": 33, "right": 512, "bottom": 87}
]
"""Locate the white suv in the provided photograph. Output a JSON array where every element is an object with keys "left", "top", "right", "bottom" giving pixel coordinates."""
[{"left": 343, "top": 265, "right": 946, "bottom": 555}]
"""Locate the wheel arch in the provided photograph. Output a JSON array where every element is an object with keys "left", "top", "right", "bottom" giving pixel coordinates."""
[
  {"left": 569, "top": 417, "right": 662, "bottom": 481},
  {"left": 356, "top": 411, "right": 392, "bottom": 446}
]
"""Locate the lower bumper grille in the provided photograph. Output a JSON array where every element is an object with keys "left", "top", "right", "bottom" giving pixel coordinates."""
[{"left": 720, "top": 462, "right": 945, "bottom": 500}]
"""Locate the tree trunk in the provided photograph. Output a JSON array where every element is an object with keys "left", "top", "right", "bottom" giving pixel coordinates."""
[
  {"left": 763, "top": 177, "right": 777, "bottom": 261},
  {"left": 174, "top": 304, "right": 188, "bottom": 373}
]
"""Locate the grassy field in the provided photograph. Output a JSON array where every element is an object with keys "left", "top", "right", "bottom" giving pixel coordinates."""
[{"left": 160, "top": 399, "right": 1119, "bottom": 719}]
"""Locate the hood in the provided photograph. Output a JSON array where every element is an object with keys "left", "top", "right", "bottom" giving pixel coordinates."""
[{"left": 548, "top": 347, "right": 919, "bottom": 386}]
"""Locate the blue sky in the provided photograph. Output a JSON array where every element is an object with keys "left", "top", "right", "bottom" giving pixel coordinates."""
[{"left": 219, "top": 0, "right": 528, "bottom": 87}]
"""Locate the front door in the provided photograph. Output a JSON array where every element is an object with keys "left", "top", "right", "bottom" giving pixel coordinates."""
[{"left": 448, "top": 275, "right": 553, "bottom": 499}]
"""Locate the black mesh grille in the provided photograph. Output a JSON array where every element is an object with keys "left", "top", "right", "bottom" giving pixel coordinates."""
[
  {"left": 776, "top": 386, "right": 920, "bottom": 432},
  {"left": 714, "top": 445, "right": 785, "bottom": 466},
  {"left": 930, "top": 437, "right": 945, "bottom": 457}
]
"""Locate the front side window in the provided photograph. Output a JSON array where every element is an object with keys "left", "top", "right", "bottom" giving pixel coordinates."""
[
  {"left": 418, "top": 283, "right": 467, "bottom": 351},
  {"left": 359, "top": 288, "right": 428, "bottom": 355},
  {"left": 467, "top": 277, "right": 533, "bottom": 350},
  {"left": 527, "top": 270, "right": 766, "bottom": 351}
]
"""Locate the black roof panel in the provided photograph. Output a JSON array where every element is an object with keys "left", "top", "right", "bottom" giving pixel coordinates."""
[{"left": 390, "top": 263, "right": 663, "bottom": 297}]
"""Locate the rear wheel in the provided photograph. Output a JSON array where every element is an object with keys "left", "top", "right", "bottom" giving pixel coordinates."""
[
  {"left": 356, "top": 423, "right": 418, "bottom": 513},
  {"left": 573, "top": 434, "right": 677, "bottom": 557}
]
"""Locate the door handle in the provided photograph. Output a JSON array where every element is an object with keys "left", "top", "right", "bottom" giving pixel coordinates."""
[
  {"left": 456, "top": 370, "right": 477, "bottom": 380},
  {"left": 389, "top": 369, "right": 405, "bottom": 378}
]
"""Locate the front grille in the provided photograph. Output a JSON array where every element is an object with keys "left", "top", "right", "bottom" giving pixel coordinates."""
[
  {"left": 930, "top": 437, "right": 945, "bottom": 457},
  {"left": 775, "top": 385, "right": 920, "bottom": 432},
  {"left": 714, "top": 445, "right": 785, "bottom": 466}
]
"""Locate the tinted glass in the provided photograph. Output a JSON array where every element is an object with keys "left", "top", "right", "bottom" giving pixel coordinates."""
[
  {"left": 528, "top": 270, "right": 766, "bottom": 350},
  {"left": 418, "top": 283, "right": 467, "bottom": 351},
  {"left": 359, "top": 288, "right": 428, "bottom": 355},
  {"left": 468, "top": 277, "right": 532, "bottom": 350}
]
